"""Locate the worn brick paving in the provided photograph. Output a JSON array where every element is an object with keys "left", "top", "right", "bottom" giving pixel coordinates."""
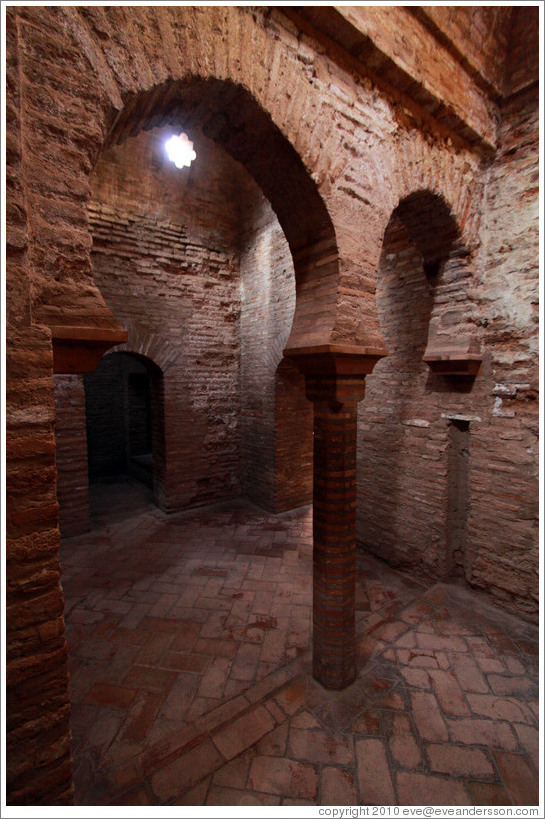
[{"left": 62, "top": 479, "right": 539, "bottom": 806}]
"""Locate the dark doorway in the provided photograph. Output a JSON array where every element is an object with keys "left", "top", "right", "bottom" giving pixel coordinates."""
[{"left": 84, "top": 352, "right": 165, "bottom": 501}]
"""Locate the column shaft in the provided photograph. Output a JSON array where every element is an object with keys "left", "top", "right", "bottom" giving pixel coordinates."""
[
  {"left": 283, "top": 345, "right": 386, "bottom": 690},
  {"left": 312, "top": 396, "right": 358, "bottom": 689}
]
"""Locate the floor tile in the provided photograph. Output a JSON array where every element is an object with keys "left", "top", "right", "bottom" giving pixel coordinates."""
[{"left": 63, "top": 480, "right": 539, "bottom": 807}]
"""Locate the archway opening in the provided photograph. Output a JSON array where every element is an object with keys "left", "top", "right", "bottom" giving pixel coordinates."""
[
  {"left": 85, "top": 121, "right": 314, "bottom": 517},
  {"left": 57, "top": 78, "right": 341, "bottom": 798},
  {"left": 84, "top": 351, "right": 165, "bottom": 509},
  {"left": 358, "top": 190, "right": 475, "bottom": 581}
]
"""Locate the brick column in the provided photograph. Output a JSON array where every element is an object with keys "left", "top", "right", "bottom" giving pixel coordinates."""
[{"left": 284, "top": 345, "right": 385, "bottom": 689}]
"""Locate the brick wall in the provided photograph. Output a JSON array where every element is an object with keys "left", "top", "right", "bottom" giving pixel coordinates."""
[
  {"left": 414, "top": 6, "right": 512, "bottom": 94},
  {"left": 357, "top": 85, "right": 539, "bottom": 618},
  {"left": 503, "top": 7, "right": 540, "bottom": 96},
  {"left": 5, "top": 9, "right": 73, "bottom": 804},
  {"left": 88, "top": 127, "right": 243, "bottom": 511},
  {"left": 358, "top": 216, "right": 449, "bottom": 576},
  {"left": 275, "top": 358, "right": 314, "bottom": 512},
  {"left": 6, "top": 329, "right": 74, "bottom": 805},
  {"left": 53, "top": 376, "right": 90, "bottom": 538},
  {"left": 65, "top": 124, "right": 307, "bottom": 516},
  {"left": 239, "top": 181, "right": 313, "bottom": 511},
  {"left": 5, "top": 4, "right": 539, "bottom": 804},
  {"left": 467, "top": 84, "right": 539, "bottom": 617}
]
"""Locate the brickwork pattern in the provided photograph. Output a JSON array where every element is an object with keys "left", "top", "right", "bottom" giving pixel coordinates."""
[
  {"left": 63, "top": 482, "right": 538, "bottom": 806},
  {"left": 358, "top": 216, "right": 447, "bottom": 576},
  {"left": 312, "top": 397, "right": 359, "bottom": 688},
  {"left": 357, "top": 80, "right": 539, "bottom": 619},
  {"left": 239, "top": 180, "right": 313, "bottom": 512},
  {"left": 6, "top": 4, "right": 539, "bottom": 805},
  {"left": 503, "top": 9, "right": 540, "bottom": 97},
  {"left": 412, "top": 6, "right": 512, "bottom": 95},
  {"left": 83, "top": 127, "right": 311, "bottom": 516},
  {"left": 12, "top": 4, "right": 497, "bottom": 351},
  {"left": 274, "top": 359, "right": 313, "bottom": 512},
  {"left": 88, "top": 128, "right": 242, "bottom": 512},
  {"left": 6, "top": 329, "right": 74, "bottom": 805},
  {"left": 469, "top": 84, "right": 539, "bottom": 614},
  {"left": 54, "top": 375, "right": 90, "bottom": 538}
]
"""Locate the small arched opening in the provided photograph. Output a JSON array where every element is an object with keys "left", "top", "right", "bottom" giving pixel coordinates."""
[
  {"left": 358, "top": 190, "right": 481, "bottom": 582},
  {"left": 53, "top": 351, "right": 165, "bottom": 537}
]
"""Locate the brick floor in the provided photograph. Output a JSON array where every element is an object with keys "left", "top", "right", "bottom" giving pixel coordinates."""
[{"left": 62, "top": 478, "right": 540, "bottom": 807}]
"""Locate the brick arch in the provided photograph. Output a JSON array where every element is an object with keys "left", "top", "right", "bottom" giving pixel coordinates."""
[
  {"left": 394, "top": 189, "right": 460, "bottom": 271},
  {"left": 326, "top": 112, "right": 486, "bottom": 353},
  {"left": 105, "top": 325, "right": 181, "bottom": 376},
  {"left": 356, "top": 182, "right": 482, "bottom": 590},
  {"left": 102, "top": 76, "right": 341, "bottom": 352},
  {"left": 359, "top": 129, "right": 484, "bottom": 273},
  {"left": 20, "top": 4, "right": 346, "bottom": 356},
  {"left": 378, "top": 186, "right": 483, "bottom": 372},
  {"left": 101, "top": 347, "right": 164, "bottom": 378}
]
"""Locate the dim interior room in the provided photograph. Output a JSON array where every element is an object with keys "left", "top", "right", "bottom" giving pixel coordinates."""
[{"left": 3, "top": 3, "right": 541, "bottom": 811}]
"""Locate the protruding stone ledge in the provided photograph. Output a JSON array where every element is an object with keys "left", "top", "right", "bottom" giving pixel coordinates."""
[
  {"left": 50, "top": 326, "right": 128, "bottom": 374},
  {"left": 423, "top": 352, "right": 482, "bottom": 376},
  {"left": 284, "top": 343, "right": 387, "bottom": 377}
]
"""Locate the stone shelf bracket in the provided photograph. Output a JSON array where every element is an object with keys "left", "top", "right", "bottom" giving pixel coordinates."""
[
  {"left": 423, "top": 333, "right": 483, "bottom": 377},
  {"left": 284, "top": 343, "right": 386, "bottom": 689},
  {"left": 423, "top": 352, "right": 482, "bottom": 376},
  {"left": 49, "top": 326, "right": 129, "bottom": 375}
]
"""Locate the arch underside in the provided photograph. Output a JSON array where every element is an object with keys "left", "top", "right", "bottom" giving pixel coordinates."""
[{"left": 20, "top": 6, "right": 486, "bottom": 363}]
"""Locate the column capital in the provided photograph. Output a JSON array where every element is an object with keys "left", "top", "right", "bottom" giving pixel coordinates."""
[
  {"left": 49, "top": 325, "right": 128, "bottom": 374},
  {"left": 284, "top": 343, "right": 386, "bottom": 405}
]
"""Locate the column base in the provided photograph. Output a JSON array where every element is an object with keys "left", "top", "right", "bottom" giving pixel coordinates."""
[{"left": 313, "top": 651, "right": 357, "bottom": 690}]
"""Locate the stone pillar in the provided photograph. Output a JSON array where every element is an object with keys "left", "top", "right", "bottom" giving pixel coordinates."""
[{"left": 284, "top": 345, "right": 385, "bottom": 689}]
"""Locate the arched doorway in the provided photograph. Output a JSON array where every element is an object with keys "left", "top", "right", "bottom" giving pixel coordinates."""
[
  {"left": 85, "top": 351, "right": 165, "bottom": 506},
  {"left": 53, "top": 351, "right": 166, "bottom": 536},
  {"left": 358, "top": 190, "right": 481, "bottom": 583},
  {"left": 87, "top": 120, "right": 314, "bottom": 516},
  {"left": 79, "top": 77, "right": 384, "bottom": 691}
]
